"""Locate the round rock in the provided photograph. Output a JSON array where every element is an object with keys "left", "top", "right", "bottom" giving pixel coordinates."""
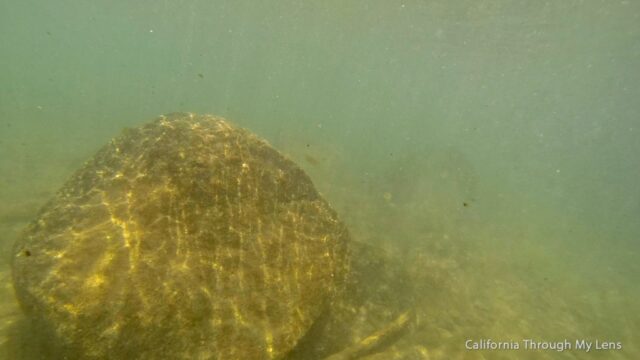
[{"left": 12, "top": 113, "right": 350, "bottom": 359}]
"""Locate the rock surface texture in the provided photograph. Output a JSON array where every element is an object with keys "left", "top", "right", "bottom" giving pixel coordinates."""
[{"left": 12, "top": 113, "right": 350, "bottom": 360}]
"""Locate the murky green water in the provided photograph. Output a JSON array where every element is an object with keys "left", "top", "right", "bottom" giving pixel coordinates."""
[{"left": 1, "top": 1, "right": 638, "bottom": 359}]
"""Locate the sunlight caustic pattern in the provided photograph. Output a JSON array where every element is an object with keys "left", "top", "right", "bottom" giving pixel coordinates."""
[{"left": 11, "top": 113, "right": 349, "bottom": 359}]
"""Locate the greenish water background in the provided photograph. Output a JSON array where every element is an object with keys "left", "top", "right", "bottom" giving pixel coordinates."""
[{"left": 1, "top": 1, "right": 638, "bottom": 359}]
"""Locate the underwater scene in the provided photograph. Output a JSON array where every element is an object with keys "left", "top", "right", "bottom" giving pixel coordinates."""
[{"left": 0, "top": 1, "right": 638, "bottom": 359}]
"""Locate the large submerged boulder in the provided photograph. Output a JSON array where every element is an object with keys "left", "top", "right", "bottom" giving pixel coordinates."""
[{"left": 12, "top": 113, "right": 350, "bottom": 359}]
